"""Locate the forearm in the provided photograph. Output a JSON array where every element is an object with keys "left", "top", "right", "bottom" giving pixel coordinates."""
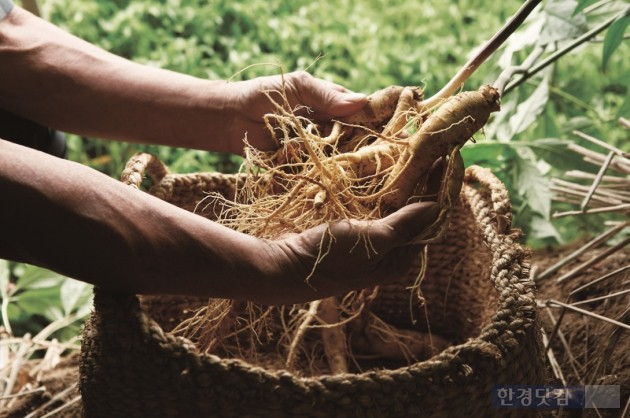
[
  {"left": 0, "top": 139, "right": 282, "bottom": 300},
  {"left": 0, "top": 7, "right": 237, "bottom": 152}
]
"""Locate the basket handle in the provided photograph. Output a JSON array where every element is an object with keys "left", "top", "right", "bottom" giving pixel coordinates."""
[
  {"left": 464, "top": 165, "right": 512, "bottom": 234},
  {"left": 120, "top": 153, "right": 169, "bottom": 189}
]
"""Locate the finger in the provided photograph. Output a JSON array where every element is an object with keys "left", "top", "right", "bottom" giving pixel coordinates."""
[
  {"left": 289, "top": 72, "right": 367, "bottom": 118},
  {"left": 377, "top": 201, "right": 440, "bottom": 247},
  {"left": 326, "top": 80, "right": 351, "bottom": 93},
  {"left": 315, "top": 90, "right": 368, "bottom": 119},
  {"left": 424, "top": 158, "right": 445, "bottom": 201}
]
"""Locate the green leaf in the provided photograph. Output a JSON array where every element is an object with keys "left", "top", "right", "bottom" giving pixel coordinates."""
[
  {"left": 461, "top": 141, "right": 516, "bottom": 170},
  {"left": 541, "top": 0, "right": 587, "bottom": 45},
  {"left": 603, "top": 15, "right": 630, "bottom": 71},
  {"left": 15, "top": 265, "right": 65, "bottom": 291},
  {"left": 0, "top": 260, "right": 9, "bottom": 298},
  {"left": 617, "top": 94, "right": 630, "bottom": 118},
  {"left": 514, "top": 147, "right": 552, "bottom": 218},
  {"left": 508, "top": 77, "right": 550, "bottom": 139},
  {"left": 538, "top": 101, "right": 561, "bottom": 139},
  {"left": 573, "top": 0, "right": 599, "bottom": 16},
  {"left": 526, "top": 138, "right": 586, "bottom": 173},
  {"left": 14, "top": 286, "right": 63, "bottom": 319},
  {"left": 60, "top": 279, "right": 93, "bottom": 316},
  {"left": 529, "top": 216, "right": 562, "bottom": 242}
]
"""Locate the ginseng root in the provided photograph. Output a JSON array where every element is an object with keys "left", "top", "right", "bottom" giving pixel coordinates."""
[
  {"left": 380, "top": 85, "right": 500, "bottom": 212},
  {"left": 178, "top": 82, "right": 501, "bottom": 377},
  {"left": 319, "top": 297, "right": 349, "bottom": 374}
]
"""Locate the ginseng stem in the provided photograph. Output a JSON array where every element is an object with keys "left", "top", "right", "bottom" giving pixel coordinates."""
[{"left": 420, "top": 0, "right": 542, "bottom": 110}]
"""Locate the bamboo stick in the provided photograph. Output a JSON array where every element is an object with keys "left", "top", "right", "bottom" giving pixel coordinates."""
[
  {"left": 546, "top": 299, "right": 630, "bottom": 330},
  {"left": 535, "top": 223, "right": 627, "bottom": 282},
  {"left": 572, "top": 130, "right": 630, "bottom": 159},
  {"left": 553, "top": 203, "right": 630, "bottom": 218},
  {"left": 556, "top": 237, "right": 630, "bottom": 283}
]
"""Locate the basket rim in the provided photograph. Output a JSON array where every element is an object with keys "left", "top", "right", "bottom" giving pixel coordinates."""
[{"left": 87, "top": 164, "right": 538, "bottom": 383}]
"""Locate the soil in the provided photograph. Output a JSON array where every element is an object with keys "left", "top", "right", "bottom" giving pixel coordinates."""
[
  {"left": 533, "top": 242, "right": 630, "bottom": 418},
  {"left": 0, "top": 353, "right": 82, "bottom": 418}
]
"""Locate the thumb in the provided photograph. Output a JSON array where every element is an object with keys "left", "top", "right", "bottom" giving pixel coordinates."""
[
  {"left": 294, "top": 73, "right": 367, "bottom": 118},
  {"left": 380, "top": 202, "right": 440, "bottom": 245},
  {"left": 325, "top": 91, "right": 368, "bottom": 117}
]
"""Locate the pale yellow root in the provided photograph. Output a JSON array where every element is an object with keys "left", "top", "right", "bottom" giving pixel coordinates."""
[
  {"left": 285, "top": 300, "right": 321, "bottom": 371},
  {"left": 338, "top": 85, "right": 406, "bottom": 139},
  {"left": 175, "top": 83, "right": 501, "bottom": 377},
  {"left": 409, "top": 148, "right": 466, "bottom": 244},
  {"left": 349, "top": 313, "right": 449, "bottom": 362},
  {"left": 381, "top": 85, "right": 500, "bottom": 211},
  {"left": 319, "top": 297, "right": 349, "bottom": 374},
  {"left": 378, "top": 86, "right": 424, "bottom": 139}
]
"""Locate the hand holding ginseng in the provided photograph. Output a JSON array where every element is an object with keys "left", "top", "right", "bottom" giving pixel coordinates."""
[
  {"left": 224, "top": 71, "right": 368, "bottom": 153},
  {"left": 256, "top": 201, "right": 440, "bottom": 305}
]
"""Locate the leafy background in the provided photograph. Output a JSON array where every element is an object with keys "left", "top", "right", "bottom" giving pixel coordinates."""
[{"left": 2, "top": 0, "right": 628, "bottom": 340}]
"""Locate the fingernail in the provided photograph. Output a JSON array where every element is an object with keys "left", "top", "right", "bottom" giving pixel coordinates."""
[{"left": 343, "top": 92, "right": 368, "bottom": 102}]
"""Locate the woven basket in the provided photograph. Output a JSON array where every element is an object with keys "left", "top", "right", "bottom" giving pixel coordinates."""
[{"left": 79, "top": 154, "right": 546, "bottom": 418}]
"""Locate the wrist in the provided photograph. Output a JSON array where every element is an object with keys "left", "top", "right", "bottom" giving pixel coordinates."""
[{"left": 193, "top": 79, "right": 243, "bottom": 153}]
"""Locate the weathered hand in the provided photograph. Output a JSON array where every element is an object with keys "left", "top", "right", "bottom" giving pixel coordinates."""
[
  {"left": 225, "top": 71, "right": 367, "bottom": 153},
  {"left": 258, "top": 202, "right": 440, "bottom": 305}
]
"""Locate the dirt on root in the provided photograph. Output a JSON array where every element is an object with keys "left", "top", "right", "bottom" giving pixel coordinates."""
[{"left": 533, "top": 242, "right": 630, "bottom": 418}]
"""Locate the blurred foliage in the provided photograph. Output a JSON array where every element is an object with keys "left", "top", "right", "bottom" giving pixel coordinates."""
[
  {"left": 0, "top": 260, "right": 92, "bottom": 341},
  {"left": 42, "top": 0, "right": 529, "bottom": 175},
  {"left": 36, "top": 0, "right": 627, "bottom": 245},
  {"left": 3, "top": 0, "right": 628, "bottom": 338}
]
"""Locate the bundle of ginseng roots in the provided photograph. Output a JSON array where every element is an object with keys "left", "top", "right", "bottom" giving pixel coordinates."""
[{"left": 173, "top": 82, "right": 501, "bottom": 376}]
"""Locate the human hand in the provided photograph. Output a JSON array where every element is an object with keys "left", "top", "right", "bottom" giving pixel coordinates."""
[
  {"left": 224, "top": 71, "right": 367, "bottom": 153},
  {"left": 256, "top": 201, "right": 440, "bottom": 305}
]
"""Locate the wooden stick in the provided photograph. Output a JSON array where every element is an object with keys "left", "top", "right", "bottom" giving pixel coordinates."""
[
  {"left": 568, "top": 143, "right": 630, "bottom": 174},
  {"left": 570, "top": 264, "right": 630, "bottom": 296},
  {"left": 544, "top": 296, "right": 570, "bottom": 356},
  {"left": 571, "top": 288, "right": 630, "bottom": 306},
  {"left": 546, "top": 299, "right": 630, "bottom": 330},
  {"left": 556, "top": 236, "right": 630, "bottom": 283},
  {"left": 544, "top": 307, "right": 582, "bottom": 384},
  {"left": 565, "top": 170, "right": 630, "bottom": 185},
  {"left": 553, "top": 203, "right": 630, "bottom": 218},
  {"left": 581, "top": 151, "right": 616, "bottom": 210},
  {"left": 421, "top": 0, "right": 542, "bottom": 109},
  {"left": 551, "top": 180, "right": 630, "bottom": 202},
  {"left": 586, "top": 307, "right": 630, "bottom": 385},
  {"left": 572, "top": 130, "right": 630, "bottom": 159},
  {"left": 37, "top": 395, "right": 82, "bottom": 418},
  {"left": 540, "top": 328, "right": 566, "bottom": 385},
  {"left": 0, "top": 335, "right": 31, "bottom": 409},
  {"left": 0, "top": 386, "right": 46, "bottom": 401},
  {"left": 622, "top": 393, "right": 630, "bottom": 418},
  {"left": 550, "top": 183, "right": 625, "bottom": 206},
  {"left": 24, "top": 383, "right": 79, "bottom": 418},
  {"left": 535, "top": 222, "right": 627, "bottom": 281}
]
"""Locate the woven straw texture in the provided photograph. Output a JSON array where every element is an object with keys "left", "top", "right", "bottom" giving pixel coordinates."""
[{"left": 79, "top": 153, "right": 546, "bottom": 418}]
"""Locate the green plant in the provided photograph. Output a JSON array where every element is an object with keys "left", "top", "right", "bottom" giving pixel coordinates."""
[
  {"left": 468, "top": 0, "right": 629, "bottom": 246},
  {"left": 0, "top": 260, "right": 93, "bottom": 341}
]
